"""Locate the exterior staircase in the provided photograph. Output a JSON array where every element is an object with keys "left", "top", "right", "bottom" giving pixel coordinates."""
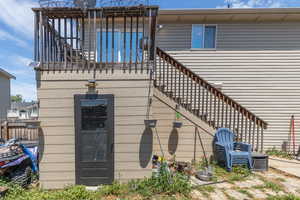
[
  {"left": 154, "top": 47, "right": 268, "bottom": 152},
  {"left": 42, "top": 17, "right": 86, "bottom": 64}
]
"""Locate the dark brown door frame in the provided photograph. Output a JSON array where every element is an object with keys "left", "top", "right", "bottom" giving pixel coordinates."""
[{"left": 74, "top": 94, "right": 114, "bottom": 185}]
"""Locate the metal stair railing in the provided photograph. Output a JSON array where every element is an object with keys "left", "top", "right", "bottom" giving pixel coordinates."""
[{"left": 155, "top": 47, "right": 268, "bottom": 152}]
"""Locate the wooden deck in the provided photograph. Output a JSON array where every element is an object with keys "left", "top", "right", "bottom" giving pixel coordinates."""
[{"left": 33, "top": 6, "right": 158, "bottom": 72}]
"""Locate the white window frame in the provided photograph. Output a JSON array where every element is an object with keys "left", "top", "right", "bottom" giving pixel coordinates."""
[{"left": 191, "top": 24, "right": 217, "bottom": 50}]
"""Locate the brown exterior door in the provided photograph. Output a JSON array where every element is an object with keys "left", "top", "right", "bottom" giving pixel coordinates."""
[{"left": 74, "top": 94, "right": 114, "bottom": 185}]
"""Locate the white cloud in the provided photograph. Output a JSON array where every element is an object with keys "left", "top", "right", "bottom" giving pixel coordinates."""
[
  {"left": 0, "top": 0, "right": 38, "bottom": 39},
  {"left": 0, "top": 54, "right": 35, "bottom": 80},
  {"left": 220, "top": 0, "right": 283, "bottom": 8},
  {"left": 0, "top": 29, "right": 28, "bottom": 47},
  {"left": 14, "top": 55, "right": 32, "bottom": 67},
  {"left": 8, "top": 55, "right": 36, "bottom": 101},
  {"left": 11, "top": 81, "right": 37, "bottom": 101}
]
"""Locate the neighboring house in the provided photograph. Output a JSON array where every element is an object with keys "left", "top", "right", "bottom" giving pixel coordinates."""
[
  {"left": 7, "top": 101, "right": 39, "bottom": 120},
  {"left": 32, "top": 6, "right": 300, "bottom": 189},
  {"left": 0, "top": 68, "right": 15, "bottom": 121}
]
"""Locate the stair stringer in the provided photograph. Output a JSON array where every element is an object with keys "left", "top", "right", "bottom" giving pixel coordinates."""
[{"left": 152, "top": 88, "right": 216, "bottom": 162}]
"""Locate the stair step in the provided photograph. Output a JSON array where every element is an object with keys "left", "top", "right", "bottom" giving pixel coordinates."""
[
  {"left": 200, "top": 113, "right": 208, "bottom": 121},
  {"left": 157, "top": 85, "right": 166, "bottom": 91},
  {"left": 181, "top": 103, "right": 192, "bottom": 110},
  {"left": 208, "top": 120, "right": 216, "bottom": 127},
  {"left": 164, "top": 91, "right": 173, "bottom": 97},
  {"left": 173, "top": 97, "right": 181, "bottom": 103},
  {"left": 192, "top": 109, "right": 199, "bottom": 115}
]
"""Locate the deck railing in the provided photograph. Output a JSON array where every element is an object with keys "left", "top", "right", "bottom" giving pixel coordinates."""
[
  {"left": 33, "top": 6, "right": 158, "bottom": 72},
  {"left": 155, "top": 47, "right": 268, "bottom": 152}
]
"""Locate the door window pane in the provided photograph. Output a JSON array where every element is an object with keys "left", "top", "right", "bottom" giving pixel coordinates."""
[
  {"left": 80, "top": 99, "right": 109, "bottom": 162},
  {"left": 192, "top": 25, "right": 203, "bottom": 48},
  {"left": 81, "top": 99, "right": 108, "bottom": 131},
  {"left": 204, "top": 26, "right": 216, "bottom": 48},
  {"left": 81, "top": 132, "right": 107, "bottom": 162}
]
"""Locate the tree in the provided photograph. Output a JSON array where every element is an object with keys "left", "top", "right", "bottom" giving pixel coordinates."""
[{"left": 11, "top": 95, "right": 23, "bottom": 103}]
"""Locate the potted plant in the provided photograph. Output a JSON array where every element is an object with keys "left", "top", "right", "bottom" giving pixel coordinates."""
[{"left": 173, "top": 112, "right": 183, "bottom": 128}]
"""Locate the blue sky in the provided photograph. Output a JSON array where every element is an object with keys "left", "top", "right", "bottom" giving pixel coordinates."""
[{"left": 1, "top": 0, "right": 300, "bottom": 101}]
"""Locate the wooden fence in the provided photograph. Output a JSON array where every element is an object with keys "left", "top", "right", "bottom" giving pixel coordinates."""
[{"left": 0, "top": 120, "right": 40, "bottom": 141}]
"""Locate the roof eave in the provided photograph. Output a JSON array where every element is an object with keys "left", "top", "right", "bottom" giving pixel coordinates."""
[{"left": 0, "top": 68, "right": 16, "bottom": 80}]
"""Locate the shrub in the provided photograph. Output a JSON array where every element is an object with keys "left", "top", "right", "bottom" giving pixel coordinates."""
[
  {"left": 129, "top": 164, "right": 192, "bottom": 197},
  {"left": 98, "top": 181, "right": 130, "bottom": 197},
  {"left": 51, "top": 185, "right": 96, "bottom": 200},
  {"left": 266, "top": 147, "right": 294, "bottom": 160}
]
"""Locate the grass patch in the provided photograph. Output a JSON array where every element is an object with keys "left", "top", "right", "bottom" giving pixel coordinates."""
[
  {"left": 214, "top": 164, "right": 251, "bottom": 183},
  {"left": 1, "top": 167, "right": 192, "bottom": 200},
  {"left": 252, "top": 185, "right": 266, "bottom": 192},
  {"left": 4, "top": 185, "right": 98, "bottom": 200},
  {"left": 196, "top": 185, "right": 215, "bottom": 197},
  {"left": 194, "top": 158, "right": 252, "bottom": 183},
  {"left": 253, "top": 176, "right": 284, "bottom": 193},
  {"left": 128, "top": 170, "right": 192, "bottom": 198},
  {"left": 264, "top": 181, "right": 283, "bottom": 192},
  {"left": 98, "top": 181, "right": 131, "bottom": 197},
  {"left": 267, "top": 194, "right": 300, "bottom": 200},
  {"left": 275, "top": 177, "right": 286, "bottom": 182},
  {"left": 222, "top": 190, "right": 237, "bottom": 200},
  {"left": 237, "top": 188, "right": 254, "bottom": 198},
  {"left": 266, "top": 147, "right": 294, "bottom": 160}
]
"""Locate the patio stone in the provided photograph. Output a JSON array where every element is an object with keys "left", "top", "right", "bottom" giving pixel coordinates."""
[
  {"left": 269, "top": 157, "right": 300, "bottom": 178},
  {"left": 247, "top": 189, "right": 268, "bottom": 199},
  {"left": 264, "top": 189, "right": 278, "bottom": 196},
  {"left": 209, "top": 189, "right": 228, "bottom": 200},
  {"left": 190, "top": 189, "right": 206, "bottom": 200},
  {"left": 225, "top": 189, "right": 250, "bottom": 200},
  {"left": 215, "top": 182, "right": 234, "bottom": 189},
  {"left": 281, "top": 181, "right": 300, "bottom": 194},
  {"left": 234, "top": 178, "right": 264, "bottom": 188}
]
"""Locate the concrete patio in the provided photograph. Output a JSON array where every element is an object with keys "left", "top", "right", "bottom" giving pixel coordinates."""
[{"left": 269, "top": 156, "right": 300, "bottom": 178}]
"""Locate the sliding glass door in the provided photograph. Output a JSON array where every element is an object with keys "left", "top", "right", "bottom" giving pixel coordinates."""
[{"left": 97, "top": 31, "right": 143, "bottom": 63}]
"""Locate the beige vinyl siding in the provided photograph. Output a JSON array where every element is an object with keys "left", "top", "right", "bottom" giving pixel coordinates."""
[
  {"left": 157, "top": 23, "right": 300, "bottom": 50},
  {"left": 37, "top": 68, "right": 215, "bottom": 189},
  {"left": 152, "top": 89, "right": 215, "bottom": 161},
  {"left": 217, "top": 23, "right": 300, "bottom": 50},
  {"left": 156, "top": 24, "right": 192, "bottom": 50},
  {"left": 166, "top": 50, "right": 300, "bottom": 150},
  {"left": 37, "top": 70, "right": 153, "bottom": 189}
]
